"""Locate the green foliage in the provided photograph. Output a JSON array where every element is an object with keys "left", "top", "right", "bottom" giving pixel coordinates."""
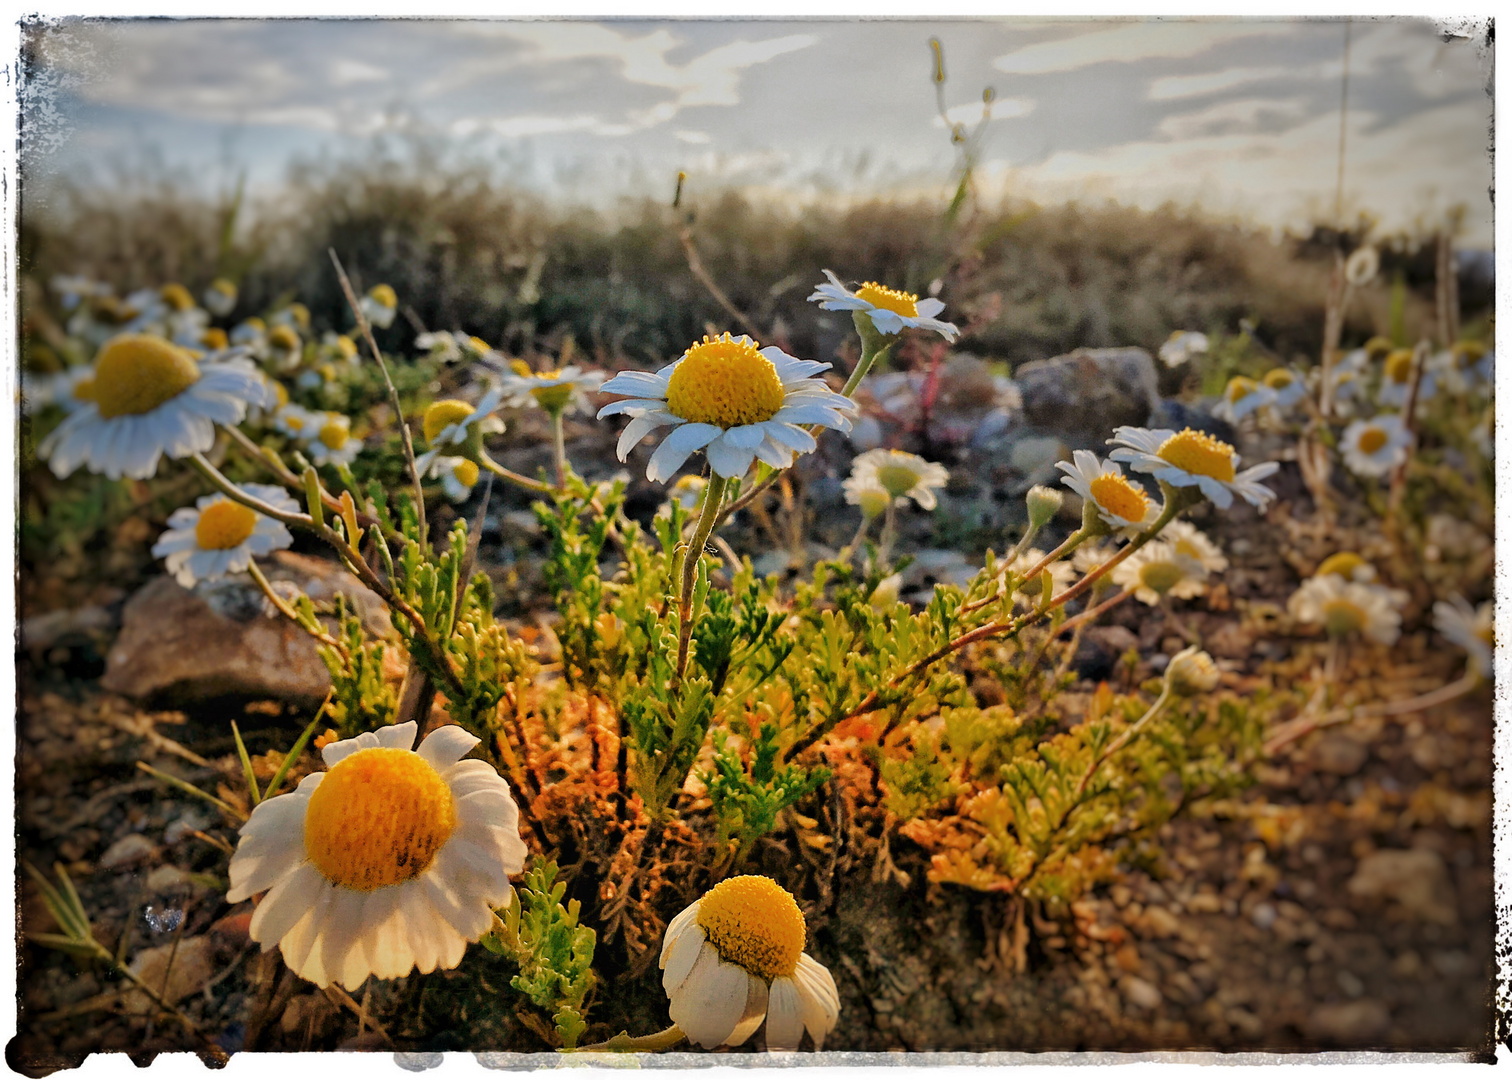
[
  {"left": 316, "top": 595, "right": 398, "bottom": 739},
  {"left": 481, "top": 860, "right": 597, "bottom": 1049},
  {"left": 706, "top": 723, "right": 830, "bottom": 863}
]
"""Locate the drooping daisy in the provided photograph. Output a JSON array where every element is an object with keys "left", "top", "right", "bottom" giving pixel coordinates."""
[
  {"left": 1158, "top": 331, "right": 1209, "bottom": 368},
  {"left": 1287, "top": 575, "right": 1402, "bottom": 646},
  {"left": 1433, "top": 341, "right": 1495, "bottom": 394},
  {"left": 499, "top": 362, "right": 605, "bottom": 416},
  {"left": 846, "top": 449, "right": 949, "bottom": 511},
  {"left": 1340, "top": 414, "right": 1411, "bottom": 478},
  {"left": 1162, "top": 520, "right": 1228, "bottom": 574},
  {"left": 1108, "top": 427, "right": 1279, "bottom": 511},
  {"left": 1056, "top": 450, "right": 1155, "bottom": 531},
  {"left": 1111, "top": 541, "right": 1207, "bottom": 606},
  {"left": 39, "top": 334, "right": 269, "bottom": 481},
  {"left": 360, "top": 284, "right": 398, "bottom": 330},
  {"left": 1261, "top": 367, "right": 1307, "bottom": 411},
  {"left": 1433, "top": 596, "right": 1493, "bottom": 675},
  {"left": 1212, "top": 376, "right": 1274, "bottom": 424},
  {"left": 808, "top": 270, "right": 958, "bottom": 341},
  {"left": 842, "top": 480, "right": 892, "bottom": 521},
  {"left": 302, "top": 412, "right": 363, "bottom": 469},
  {"left": 597, "top": 333, "right": 858, "bottom": 483},
  {"left": 226, "top": 721, "right": 527, "bottom": 991},
  {"left": 414, "top": 388, "right": 507, "bottom": 475},
  {"left": 151, "top": 485, "right": 297, "bottom": 587},
  {"left": 270, "top": 303, "right": 312, "bottom": 335},
  {"left": 1378, "top": 348, "right": 1434, "bottom": 408},
  {"left": 203, "top": 278, "right": 238, "bottom": 318},
  {"left": 1314, "top": 551, "right": 1375, "bottom": 583},
  {"left": 426, "top": 455, "right": 480, "bottom": 502},
  {"left": 660, "top": 875, "right": 840, "bottom": 1051}
]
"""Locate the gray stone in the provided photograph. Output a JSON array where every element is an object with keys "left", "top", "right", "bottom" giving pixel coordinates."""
[
  {"left": 1148, "top": 397, "right": 1237, "bottom": 445},
  {"left": 1311, "top": 733, "right": 1369, "bottom": 776},
  {"left": 1007, "top": 435, "right": 1070, "bottom": 491},
  {"left": 1304, "top": 999, "right": 1391, "bottom": 1044},
  {"left": 1014, "top": 347, "right": 1159, "bottom": 441},
  {"left": 1119, "top": 975, "right": 1162, "bottom": 1010},
  {"left": 100, "top": 833, "right": 157, "bottom": 869},
  {"left": 101, "top": 551, "right": 392, "bottom": 706},
  {"left": 1347, "top": 848, "right": 1458, "bottom": 925}
]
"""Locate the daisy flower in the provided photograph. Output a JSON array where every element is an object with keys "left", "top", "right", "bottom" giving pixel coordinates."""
[
  {"left": 1056, "top": 450, "right": 1155, "bottom": 531},
  {"left": 426, "top": 455, "right": 480, "bottom": 502},
  {"left": 660, "top": 875, "right": 840, "bottom": 1050},
  {"left": 1261, "top": 367, "right": 1307, "bottom": 411},
  {"left": 151, "top": 484, "right": 297, "bottom": 587},
  {"left": 1287, "top": 575, "right": 1401, "bottom": 645},
  {"left": 1165, "top": 646, "right": 1221, "bottom": 696},
  {"left": 597, "top": 333, "right": 858, "bottom": 483},
  {"left": 266, "top": 324, "right": 303, "bottom": 373},
  {"left": 302, "top": 412, "right": 363, "bottom": 468},
  {"left": 1314, "top": 551, "right": 1375, "bottom": 583},
  {"left": 843, "top": 480, "right": 893, "bottom": 521},
  {"left": 1212, "top": 376, "right": 1274, "bottom": 424},
  {"left": 1005, "top": 548, "right": 1076, "bottom": 602},
  {"left": 1340, "top": 414, "right": 1411, "bottom": 478},
  {"left": 668, "top": 474, "right": 709, "bottom": 512},
  {"left": 1162, "top": 520, "right": 1228, "bottom": 574},
  {"left": 360, "top": 284, "right": 398, "bottom": 330},
  {"left": 1111, "top": 541, "right": 1207, "bottom": 606},
  {"left": 22, "top": 364, "right": 96, "bottom": 415},
  {"left": 203, "top": 278, "right": 238, "bottom": 318},
  {"left": 415, "top": 331, "right": 466, "bottom": 364},
  {"left": 39, "top": 333, "right": 269, "bottom": 481},
  {"left": 230, "top": 317, "right": 267, "bottom": 348},
  {"left": 270, "top": 303, "right": 311, "bottom": 335},
  {"left": 499, "top": 363, "right": 605, "bottom": 416},
  {"left": 1072, "top": 540, "right": 1116, "bottom": 574},
  {"left": 1108, "top": 427, "right": 1279, "bottom": 511},
  {"left": 808, "top": 270, "right": 958, "bottom": 341},
  {"left": 1158, "top": 331, "right": 1209, "bottom": 368},
  {"left": 414, "top": 388, "right": 507, "bottom": 475},
  {"left": 846, "top": 449, "right": 949, "bottom": 511},
  {"left": 226, "top": 721, "right": 527, "bottom": 991},
  {"left": 271, "top": 402, "right": 315, "bottom": 439},
  {"left": 1378, "top": 348, "right": 1434, "bottom": 408},
  {"left": 1433, "top": 596, "right": 1493, "bottom": 676}
]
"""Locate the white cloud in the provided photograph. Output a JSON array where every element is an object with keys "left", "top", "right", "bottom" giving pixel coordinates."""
[
  {"left": 330, "top": 59, "right": 388, "bottom": 86},
  {"left": 992, "top": 21, "right": 1292, "bottom": 75},
  {"left": 1156, "top": 97, "right": 1307, "bottom": 141},
  {"left": 675, "top": 130, "right": 711, "bottom": 144},
  {"left": 1148, "top": 66, "right": 1292, "bottom": 101}
]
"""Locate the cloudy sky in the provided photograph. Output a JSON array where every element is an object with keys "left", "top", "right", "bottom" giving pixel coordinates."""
[{"left": 22, "top": 16, "right": 1494, "bottom": 244}]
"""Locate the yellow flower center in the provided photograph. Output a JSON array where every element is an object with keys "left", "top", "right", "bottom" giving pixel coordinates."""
[
  {"left": 1262, "top": 369, "right": 1295, "bottom": 390},
  {"left": 160, "top": 283, "right": 195, "bottom": 311},
  {"left": 368, "top": 284, "right": 397, "bottom": 309},
  {"left": 336, "top": 335, "right": 358, "bottom": 359},
  {"left": 509, "top": 359, "right": 533, "bottom": 377},
  {"left": 284, "top": 409, "right": 307, "bottom": 433},
  {"left": 664, "top": 334, "right": 785, "bottom": 428},
  {"left": 695, "top": 875, "right": 805, "bottom": 980},
  {"left": 269, "top": 325, "right": 300, "bottom": 351},
  {"left": 1322, "top": 599, "right": 1366, "bottom": 638},
  {"left": 1138, "top": 560, "right": 1186, "bottom": 595},
  {"left": 202, "top": 328, "right": 229, "bottom": 350},
  {"left": 875, "top": 454, "right": 925, "bottom": 498},
  {"left": 424, "top": 400, "right": 474, "bottom": 444},
  {"left": 1356, "top": 427, "right": 1389, "bottom": 455},
  {"left": 1453, "top": 341, "right": 1487, "bottom": 367},
  {"left": 1156, "top": 429, "right": 1236, "bottom": 483},
  {"left": 210, "top": 277, "right": 236, "bottom": 298},
  {"left": 72, "top": 376, "right": 97, "bottom": 403},
  {"left": 288, "top": 303, "right": 311, "bottom": 331},
  {"left": 1317, "top": 552, "right": 1366, "bottom": 579},
  {"left": 1088, "top": 472, "right": 1150, "bottom": 522},
  {"left": 272, "top": 382, "right": 289, "bottom": 408},
  {"left": 452, "top": 459, "right": 479, "bottom": 487},
  {"left": 854, "top": 486, "right": 892, "bottom": 518},
  {"left": 303, "top": 747, "right": 457, "bottom": 891},
  {"left": 1364, "top": 336, "right": 1393, "bottom": 360},
  {"left": 531, "top": 374, "right": 576, "bottom": 414},
  {"left": 242, "top": 317, "right": 266, "bottom": 334},
  {"left": 1225, "top": 376, "right": 1259, "bottom": 402},
  {"left": 468, "top": 337, "right": 491, "bottom": 354},
  {"left": 1384, "top": 350, "right": 1413, "bottom": 385},
  {"left": 91, "top": 335, "right": 201, "bottom": 419},
  {"left": 855, "top": 282, "right": 920, "bottom": 319},
  {"left": 318, "top": 419, "right": 350, "bottom": 451},
  {"left": 194, "top": 500, "right": 259, "bottom": 550}
]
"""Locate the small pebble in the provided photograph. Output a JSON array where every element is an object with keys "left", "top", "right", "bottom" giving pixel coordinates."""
[
  {"left": 99, "top": 833, "right": 157, "bottom": 870},
  {"left": 1250, "top": 902, "right": 1278, "bottom": 930}
]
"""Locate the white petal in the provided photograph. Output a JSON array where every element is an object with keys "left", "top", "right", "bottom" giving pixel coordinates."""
[
  {"left": 670, "top": 948, "right": 752, "bottom": 1049},
  {"left": 418, "top": 725, "right": 480, "bottom": 770},
  {"left": 249, "top": 862, "right": 327, "bottom": 951},
  {"left": 915, "top": 297, "right": 946, "bottom": 318},
  {"left": 723, "top": 975, "right": 769, "bottom": 1048},
  {"left": 765, "top": 977, "right": 805, "bottom": 1051},
  {"left": 705, "top": 435, "right": 757, "bottom": 480},
  {"left": 616, "top": 411, "right": 679, "bottom": 460},
  {"left": 647, "top": 422, "right": 721, "bottom": 483},
  {"left": 597, "top": 397, "right": 669, "bottom": 418},
  {"left": 661, "top": 925, "right": 708, "bottom": 996}
]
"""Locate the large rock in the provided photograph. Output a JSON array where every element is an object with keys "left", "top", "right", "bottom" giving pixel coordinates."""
[
  {"left": 1014, "top": 347, "right": 1159, "bottom": 443},
  {"left": 101, "top": 551, "right": 392, "bottom": 706},
  {"left": 1347, "top": 848, "right": 1458, "bottom": 925}
]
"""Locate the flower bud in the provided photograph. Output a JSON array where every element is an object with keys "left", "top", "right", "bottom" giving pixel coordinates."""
[
  {"left": 1026, "top": 485, "right": 1063, "bottom": 529},
  {"left": 869, "top": 573, "right": 903, "bottom": 610},
  {"left": 1165, "top": 646, "right": 1220, "bottom": 696}
]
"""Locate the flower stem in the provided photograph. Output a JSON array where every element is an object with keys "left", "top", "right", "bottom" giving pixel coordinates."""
[
  {"left": 549, "top": 410, "right": 568, "bottom": 490},
  {"left": 573, "top": 1023, "right": 687, "bottom": 1053},
  {"left": 479, "top": 450, "right": 554, "bottom": 495},
  {"left": 674, "top": 473, "right": 729, "bottom": 687},
  {"left": 1074, "top": 686, "right": 1173, "bottom": 799},
  {"left": 1262, "top": 669, "right": 1480, "bottom": 756},
  {"left": 877, "top": 501, "right": 899, "bottom": 565}
]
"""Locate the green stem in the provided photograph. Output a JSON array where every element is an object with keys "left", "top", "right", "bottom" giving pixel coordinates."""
[
  {"left": 1074, "top": 686, "right": 1173, "bottom": 799},
  {"left": 480, "top": 450, "right": 554, "bottom": 496},
  {"left": 572, "top": 1023, "right": 687, "bottom": 1053},
  {"left": 1042, "top": 497, "right": 1182, "bottom": 615},
  {"left": 877, "top": 501, "right": 899, "bottom": 566},
  {"left": 674, "top": 473, "right": 729, "bottom": 687},
  {"left": 549, "top": 410, "right": 568, "bottom": 491}
]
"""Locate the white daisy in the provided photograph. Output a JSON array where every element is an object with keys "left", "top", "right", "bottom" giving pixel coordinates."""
[
  {"left": 230, "top": 317, "right": 268, "bottom": 348},
  {"left": 1212, "top": 376, "right": 1274, "bottom": 424},
  {"left": 426, "top": 455, "right": 480, "bottom": 502},
  {"left": 414, "top": 388, "right": 507, "bottom": 475},
  {"left": 597, "top": 333, "right": 858, "bottom": 483},
  {"left": 38, "top": 333, "right": 270, "bottom": 481},
  {"left": 50, "top": 274, "right": 111, "bottom": 311},
  {"left": 203, "top": 278, "right": 238, "bottom": 318},
  {"left": 1158, "top": 331, "right": 1209, "bottom": 368},
  {"left": 415, "top": 331, "right": 466, "bottom": 364},
  {"left": 151, "top": 484, "right": 297, "bottom": 587},
  {"left": 1433, "top": 595, "right": 1493, "bottom": 675},
  {"left": 846, "top": 449, "right": 949, "bottom": 511},
  {"left": 1340, "top": 414, "right": 1411, "bottom": 478},
  {"left": 1287, "top": 575, "right": 1402, "bottom": 646},
  {"left": 1378, "top": 348, "right": 1434, "bottom": 408},
  {"left": 1056, "top": 450, "right": 1155, "bottom": 530},
  {"left": 660, "top": 875, "right": 840, "bottom": 1050},
  {"left": 1111, "top": 541, "right": 1207, "bottom": 606},
  {"left": 808, "top": 270, "right": 958, "bottom": 341},
  {"left": 22, "top": 364, "right": 96, "bottom": 415},
  {"left": 1162, "top": 520, "right": 1228, "bottom": 574},
  {"left": 226, "top": 721, "right": 526, "bottom": 991},
  {"left": 1260, "top": 367, "right": 1307, "bottom": 411},
  {"left": 842, "top": 480, "right": 892, "bottom": 521},
  {"left": 1108, "top": 427, "right": 1279, "bottom": 511},
  {"left": 302, "top": 412, "right": 363, "bottom": 468},
  {"left": 1005, "top": 548, "right": 1076, "bottom": 603},
  {"left": 271, "top": 402, "right": 316, "bottom": 439},
  {"left": 499, "top": 363, "right": 605, "bottom": 415},
  {"left": 1072, "top": 540, "right": 1116, "bottom": 574},
  {"left": 668, "top": 474, "right": 709, "bottom": 512},
  {"left": 359, "top": 284, "right": 398, "bottom": 330}
]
